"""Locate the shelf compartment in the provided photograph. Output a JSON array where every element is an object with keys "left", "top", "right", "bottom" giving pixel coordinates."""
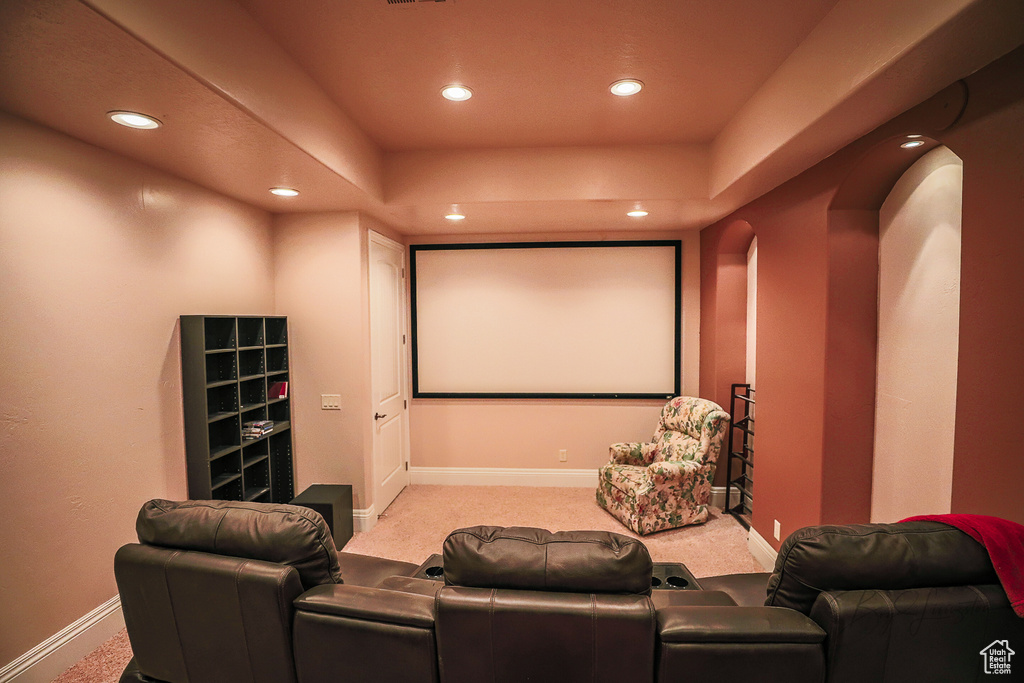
[
  {"left": 239, "top": 378, "right": 266, "bottom": 411},
  {"left": 210, "top": 450, "right": 242, "bottom": 498},
  {"left": 237, "top": 317, "right": 264, "bottom": 348},
  {"left": 208, "top": 415, "right": 240, "bottom": 454},
  {"left": 265, "top": 317, "right": 288, "bottom": 346},
  {"left": 269, "top": 432, "right": 294, "bottom": 502},
  {"left": 209, "top": 444, "right": 241, "bottom": 461},
  {"left": 238, "top": 348, "right": 265, "bottom": 378},
  {"left": 213, "top": 478, "right": 244, "bottom": 501},
  {"left": 204, "top": 318, "right": 236, "bottom": 351},
  {"left": 266, "top": 346, "right": 288, "bottom": 373},
  {"left": 268, "top": 399, "right": 290, "bottom": 423},
  {"left": 243, "top": 455, "right": 270, "bottom": 502},
  {"left": 244, "top": 453, "right": 269, "bottom": 468},
  {"left": 206, "top": 383, "right": 238, "bottom": 417},
  {"left": 205, "top": 351, "right": 237, "bottom": 384}
]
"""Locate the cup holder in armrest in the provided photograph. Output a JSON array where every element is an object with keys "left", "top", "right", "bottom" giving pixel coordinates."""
[
  {"left": 412, "top": 553, "right": 446, "bottom": 581},
  {"left": 651, "top": 562, "right": 701, "bottom": 590}
]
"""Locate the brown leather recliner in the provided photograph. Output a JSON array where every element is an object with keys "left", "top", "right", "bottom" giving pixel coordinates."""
[
  {"left": 115, "top": 499, "right": 432, "bottom": 683},
  {"left": 681, "top": 521, "right": 1024, "bottom": 683},
  {"left": 116, "top": 501, "right": 1023, "bottom": 683},
  {"left": 292, "top": 524, "right": 823, "bottom": 683}
]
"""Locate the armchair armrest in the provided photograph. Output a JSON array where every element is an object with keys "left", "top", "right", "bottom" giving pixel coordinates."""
[
  {"left": 657, "top": 606, "right": 825, "bottom": 683},
  {"left": 609, "top": 442, "right": 656, "bottom": 465},
  {"left": 647, "top": 459, "right": 705, "bottom": 485}
]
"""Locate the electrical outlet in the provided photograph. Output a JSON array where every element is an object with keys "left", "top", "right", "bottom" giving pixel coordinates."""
[
  {"left": 773, "top": 519, "right": 781, "bottom": 541},
  {"left": 321, "top": 394, "right": 341, "bottom": 410},
  {"left": 558, "top": 449, "right": 567, "bottom": 462}
]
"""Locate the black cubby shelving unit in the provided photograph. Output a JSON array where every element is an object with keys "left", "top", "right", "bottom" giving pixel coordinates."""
[
  {"left": 725, "top": 383, "right": 754, "bottom": 529},
  {"left": 180, "top": 315, "right": 293, "bottom": 503}
]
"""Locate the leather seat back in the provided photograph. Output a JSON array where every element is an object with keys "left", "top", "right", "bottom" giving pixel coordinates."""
[
  {"left": 114, "top": 543, "right": 303, "bottom": 683},
  {"left": 434, "top": 526, "right": 657, "bottom": 683},
  {"left": 435, "top": 586, "right": 655, "bottom": 683},
  {"left": 765, "top": 521, "right": 997, "bottom": 613}
]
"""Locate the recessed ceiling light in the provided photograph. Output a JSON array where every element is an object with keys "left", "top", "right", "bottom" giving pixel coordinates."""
[
  {"left": 269, "top": 187, "right": 300, "bottom": 197},
  {"left": 108, "top": 110, "right": 162, "bottom": 129},
  {"left": 906, "top": 134, "right": 923, "bottom": 138},
  {"left": 441, "top": 85, "right": 473, "bottom": 101},
  {"left": 610, "top": 79, "right": 644, "bottom": 97},
  {"left": 627, "top": 210, "right": 649, "bottom": 217},
  {"left": 900, "top": 140, "right": 925, "bottom": 149},
  {"left": 445, "top": 213, "right": 466, "bottom": 221}
]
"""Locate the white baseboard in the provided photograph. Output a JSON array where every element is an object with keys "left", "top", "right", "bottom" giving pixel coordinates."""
[
  {"left": 410, "top": 466, "right": 599, "bottom": 488},
  {"left": 747, "top": 526, "right": 779, "bottom": 571},
  {"left": 353, "top": 504, "right": 376, "bottom": 533},
  {"left": 709, "top": 485, "right": 739, "bottom": 510},
  {"left": 407, "top": 471, "right": 745, "bottom": 511},
  {"left": 407, "top": 468, "right": 738, "bottom": 510},
  {"left": 0, "top": 596, "right": 124, "bottom": 683}
]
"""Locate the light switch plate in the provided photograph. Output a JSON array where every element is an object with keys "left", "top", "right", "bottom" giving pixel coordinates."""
[{"left": 321, "top": 394, "right": 341, "bottom": 410}]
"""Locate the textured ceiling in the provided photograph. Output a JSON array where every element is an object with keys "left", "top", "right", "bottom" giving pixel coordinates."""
[
  {"left": 1, "top": 0, "right": 1021, "bottom": 233},
  {"left": 235, "top": 0, "right": 838, "bottom": 151}
]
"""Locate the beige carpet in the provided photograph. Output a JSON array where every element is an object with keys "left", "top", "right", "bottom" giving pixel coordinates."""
[
  {"left": 346, "top": 485, "right": 763, "bottom": 577},
  {"left": 53, "top": 484, "right": 762, "bottom": 682}
]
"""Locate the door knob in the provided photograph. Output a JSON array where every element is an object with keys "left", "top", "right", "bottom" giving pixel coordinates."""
[{"left": 374, "top": 412, "right": 387, "bottom": 421}]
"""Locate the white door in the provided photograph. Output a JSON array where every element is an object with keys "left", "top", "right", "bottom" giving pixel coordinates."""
[{"left": 369, "top": 232, "right": 410, "bottom": 514}]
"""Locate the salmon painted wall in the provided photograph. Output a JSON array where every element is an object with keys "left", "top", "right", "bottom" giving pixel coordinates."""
[
  {"left": 272, "top": 212, "right": 376, "bottom": 508},
  {"left": 407, "top": 230, "right": 701, "bottom": 472},
  {"left": 701, "top": 47, "right": 1024, "bottom": 549},
  {"left": 0, "top": 112, "right": 275, "bottom": 665}
]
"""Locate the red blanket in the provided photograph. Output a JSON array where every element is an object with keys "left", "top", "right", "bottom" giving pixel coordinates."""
[{"left": 900, "top": 514, "right": 1024, "bottom": 617}]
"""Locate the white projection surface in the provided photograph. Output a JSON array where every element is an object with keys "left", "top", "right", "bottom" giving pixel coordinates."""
[{"left": 411, "top": 242, "right": 680, "bottom": 397}]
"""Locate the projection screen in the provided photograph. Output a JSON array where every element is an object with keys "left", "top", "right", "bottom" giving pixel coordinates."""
[{"left": 410, "top": 241, "right": 681, "bottom": 398}]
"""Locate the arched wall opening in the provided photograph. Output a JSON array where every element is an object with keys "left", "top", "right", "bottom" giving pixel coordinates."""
[
  {"left": 872, "top": 146, "right": 962, "bottom": 521},
  {"left": 699, "top": 218, "right": 755, "bottom": 487},
  {"left": 824, "top": 135, "right": 962, "bottom": 523}
]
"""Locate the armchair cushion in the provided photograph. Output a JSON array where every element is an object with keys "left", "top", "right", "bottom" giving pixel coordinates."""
[
  {"left": 137, "top": 498, "right": 342, "bottom": 590},
  {"left": 442, "top": 525, "right": 653, "bottom": 594}
]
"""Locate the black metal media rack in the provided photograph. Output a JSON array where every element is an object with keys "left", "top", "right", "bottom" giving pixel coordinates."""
[{"left": 725, "top": 383, "right": 754, "bottom": 529}]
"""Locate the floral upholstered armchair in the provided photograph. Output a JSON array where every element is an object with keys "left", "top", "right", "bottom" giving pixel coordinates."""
[{"left": 596, "top": 396, "right": 731, "bottom": 535}]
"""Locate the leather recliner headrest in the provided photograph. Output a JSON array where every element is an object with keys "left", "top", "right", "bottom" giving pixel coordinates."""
[
  {"left": 136, "top": 499, "right": 342, "bottom": 590},
  {"left": 766, "top": 521, "right": 998, "bottom": 614},
  {"left": 442, "top": 526, "right": 653, "bottom": 595}
]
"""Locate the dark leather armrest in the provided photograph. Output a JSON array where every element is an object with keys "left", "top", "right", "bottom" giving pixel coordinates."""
[
  {"left": 377, "top": 575, "right": 444, "bottom": 598},
  {"left": 295, "top": 583, "right": 434, "bottom": 628},
  {"left": 657, "top": 607, "right": 826, "bottom": 683},
  {"left": 698, "top": 572, "right": 772, "bottom": 606},
  {"left": 658, "top": 606, "right": 825, "bottom": 643},
  {"left": 336, "top": 551, "right": 419, "bottom": 587},
  {"left": 652, "top": 589, "right": 737, "bottom": 609}
]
